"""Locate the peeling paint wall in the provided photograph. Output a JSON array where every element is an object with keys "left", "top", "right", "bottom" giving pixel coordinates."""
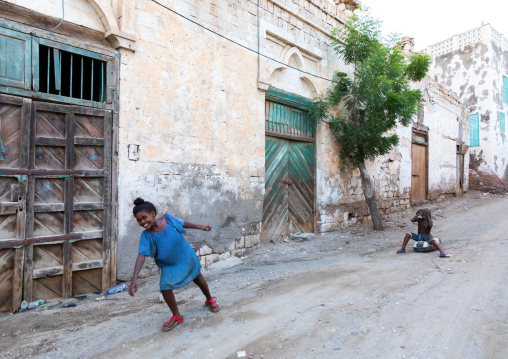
[
  {"left": 424, "top": 24, "right": 508, "bottom": 179},
  {"left": 415, "top": 77, "right": 469, "bottom": 200}
]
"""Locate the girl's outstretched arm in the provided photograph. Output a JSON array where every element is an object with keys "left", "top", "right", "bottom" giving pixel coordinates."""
[
  {"left": 183, "top": 221, "right": 212, "bottom": 231},
  {"left": 129, "top": 254, "right": 146, "bottom": 297}
]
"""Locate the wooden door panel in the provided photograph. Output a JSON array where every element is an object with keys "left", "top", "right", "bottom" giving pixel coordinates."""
[
  {"left": 0, "top": 248, "right": 14, "bottom": 310},
  {"left": 74, "top": 177, "right": 103, "bottom": 202},
  {"left": 72, "top": 268, "right": 101, "bottom": 296},
  {"left": 74, "top": 146, "right": 104, "bottom": 170},
  {"left": 262, "top": 136, "right": 288, "bottom": 243},
  {"left": 72, "top": 239, "right": 102, "bottom": 262},
  {"left": 32, "top": 243, "right": 64, "bottom": 300},
  {"left": 0, "top": 95, "right": 24, "bottom": 168},
  {"left": 74, "top": 113, "right": 104, "bottom": 138},
  {"left": 411, "top": 143, "right": 427, "bottom": 201},
  {"left": 34, "top": 178, "right": 65, "bottom": 204},
  {"left": 73, "top": 210, "right": 103, "bottom": 232},
  {"left": 35, "top": 110, "right": 66, "bottom": 138},
  {"left": 33, "top": 275, "right": 63, "bottom": 301},
  {"left": 288, "top": 141, "right": 314, "bottom": 233}
]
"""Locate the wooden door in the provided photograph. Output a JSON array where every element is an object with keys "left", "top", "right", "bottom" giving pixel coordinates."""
[
  {"left": 25, "top": 101, "right": 113, "bottom": 301},
  {"left": 411, "top": 143, "right": 427, "bottom": 201},
  {"left": 261, "top": 137, "right": 315, "bottom": 243},
  {"left": 0, "top": 94, "right": 113, "bottom": 310}
]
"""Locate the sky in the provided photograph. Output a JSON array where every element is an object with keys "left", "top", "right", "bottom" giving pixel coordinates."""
[{"left": 358, "top": 0, "right": 508, "bottom": 50}]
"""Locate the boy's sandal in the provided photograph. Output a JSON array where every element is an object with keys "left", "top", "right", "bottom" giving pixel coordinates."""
[
  {"left": 396, "top": 249, "right": 406, "bottom": 254},
  {"left": 205, "top": 299, "right": 220, "bottom": 312},
  {"left": 439, "top": 252, "right": 448, "bottom": 258},
  {"left": 162, "top": 316, "right": 183, "bottom": 332}
]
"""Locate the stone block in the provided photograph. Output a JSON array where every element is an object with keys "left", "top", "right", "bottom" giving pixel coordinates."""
[
  {"left": 236, "top": 237, "right": 245, "bottom": 249},
  {"left": 340, "top": 221, "right": 349, "bottom": 229},
  {"left": 244, "top": 235, "right": 254, "bottom": 248},
  {"left": 350, "top": 217, "right": 358, "bottom": 225},
  {"left": 199, "top": 245, "right": 213, "bottom": 256},
  {"left": 228, "top": 241, "right": 236, "bottom": 250},
  {"left": 199, "top": 256, "right": 206, "bottom": 267},
  {"left": 205, "top": 254, "right": 220, "bottom": 266},
  {"left": 232, "top": 249, "right": 245, "bottom": 257},
  {"left": 252, "top": 233, "right": 260, "bottom": 246},
  {"left": 343, "top": 212, "right": 349, "bottom": 222},
  {"left": 219, "top": 252, "right": 231, "bottom": 260}
]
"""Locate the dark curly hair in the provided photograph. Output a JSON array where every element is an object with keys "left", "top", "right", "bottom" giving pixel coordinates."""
[{"left": 133, "top": 197, "right": 157, "bottom": 216}]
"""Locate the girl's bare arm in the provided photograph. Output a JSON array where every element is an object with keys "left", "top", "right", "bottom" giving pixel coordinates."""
[
  {"left": 183, "top": 221, "right": 212, "bottom": 231},
  {"left": 129, "top": 254, "right": 146, "bottom": 297}
]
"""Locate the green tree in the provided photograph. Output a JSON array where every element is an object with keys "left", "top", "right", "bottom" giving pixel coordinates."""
[{"left": 308, "top": 10, "right": 431, "bottom": 230}]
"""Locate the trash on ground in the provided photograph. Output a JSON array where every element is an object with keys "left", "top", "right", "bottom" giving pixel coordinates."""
[
  {"left": 237, "top": 352, "right": 246, "bottom": 358},
  {"left": 74, "top": 295, "right": 87, "bottom": 300},
  {"left": 63, "top": 303, "right": 76, "bottom": 308},
  {"left": 106, "top": 283, "right": 126, "bottom": 294},
  {"left": 26, "top": 299, "right": 47, "bottom": 309},
  {"left": 288, "top": 232, "right": 316, "bottom": 242},
  {"left": 96, "top": 296, "right": 106, "bottom": 301}
]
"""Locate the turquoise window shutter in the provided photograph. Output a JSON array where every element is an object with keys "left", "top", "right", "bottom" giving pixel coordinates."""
[
  {"left": 504, "top": 76, "right": 508, "bottom": 105},
  {"left": 501, "top": 112, "right": 506, "bottom": 132},
  {"left": 469, "top": 113, "right": 479, "bottom": 146}
]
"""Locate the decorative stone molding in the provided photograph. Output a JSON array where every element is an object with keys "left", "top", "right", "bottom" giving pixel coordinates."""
[
  {"left": 334, "top": 0, "right": 362, "bottom": 11},
  {"left": 105, "top": 29, "right": 137, "bottom": 52}
]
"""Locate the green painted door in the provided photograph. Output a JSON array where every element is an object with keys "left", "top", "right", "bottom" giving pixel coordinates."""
[{"left": 262, "top": 136, "right": 315, "bottom": 243}]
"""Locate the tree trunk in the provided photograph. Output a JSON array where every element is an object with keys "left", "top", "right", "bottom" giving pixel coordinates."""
[{"left": 358, "top": 161, "right": 384, "bottom": 231}]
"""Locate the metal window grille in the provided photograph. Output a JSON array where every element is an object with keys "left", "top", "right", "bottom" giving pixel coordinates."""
[
  {"left": 469, "top": 113, "right": 480, "bottom": 146},
  {"left": 37, "top": 45, "right": 107, "bottom": 102}
]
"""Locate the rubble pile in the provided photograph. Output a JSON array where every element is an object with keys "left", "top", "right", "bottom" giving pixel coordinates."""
[{"left": 469, "top": 168, "right": 508, "bottom": 194}]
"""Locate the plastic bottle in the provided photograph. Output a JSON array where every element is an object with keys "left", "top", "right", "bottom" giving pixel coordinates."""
[
  {"left": 106, "top": 283, "right": 126, "bottom": 294},
  {"left": 27, "top": 299, "right": 47, "bottom": 309}
]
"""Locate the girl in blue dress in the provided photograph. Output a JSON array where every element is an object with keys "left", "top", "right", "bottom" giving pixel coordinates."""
[{"left": 128, "top": 198, "right": 220, "bottom": 332}]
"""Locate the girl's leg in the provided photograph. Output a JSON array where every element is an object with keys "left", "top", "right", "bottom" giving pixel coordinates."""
[
  {"left": 193, "top": 273, "right": 213, "bottom": 301},
  {"left": 193, "top": 273, "right": 219, "bottom": 312},
  {"left": 161, "top": 290, "right": 181, "bottom": 318}
]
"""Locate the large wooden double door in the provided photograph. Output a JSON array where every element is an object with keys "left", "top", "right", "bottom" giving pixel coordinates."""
[
  {"left": 261, "top": 91, "right": 316, "bottom": 243},
  {"left": 262, "top": 136, "right": 315, "bottom": 243},
  {"left": 0, "top": 93, "right": 113, "bottom": 311}
]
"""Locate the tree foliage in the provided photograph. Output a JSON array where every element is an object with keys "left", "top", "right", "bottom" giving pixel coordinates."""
[{"left": 308, "top": 10, "right": 432, "bottom": 169}]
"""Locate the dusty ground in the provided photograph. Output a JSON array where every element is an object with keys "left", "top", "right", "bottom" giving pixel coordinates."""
[{"left": 1, "top": 192, "right": 508, "bottom": 359}]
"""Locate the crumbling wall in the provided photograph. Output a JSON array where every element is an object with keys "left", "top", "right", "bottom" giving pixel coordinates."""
[{"left": 425, "top": 25, "right": 508, "bottom": 180}]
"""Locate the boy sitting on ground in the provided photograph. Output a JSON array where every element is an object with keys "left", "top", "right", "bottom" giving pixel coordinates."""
[{"left": 396, "top": 209, "right": 447, "bottom": 257}]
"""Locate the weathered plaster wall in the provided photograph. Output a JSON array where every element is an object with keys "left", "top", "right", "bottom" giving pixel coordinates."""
[
  {"left": 415, "top": 77, "right": 469, "bottom": 200},
  {"left": 424, "top": 25, "right": 508, "bottom": 179},
  {"left": 114, "top": 0, "right": 361, "bottom": 278}
]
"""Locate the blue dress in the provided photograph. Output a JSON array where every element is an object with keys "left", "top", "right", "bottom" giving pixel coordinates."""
[{"left": 138, "top": 214, "right": 202, "bottom": 291}]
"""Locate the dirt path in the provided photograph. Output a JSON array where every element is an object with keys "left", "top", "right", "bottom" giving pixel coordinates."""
[{"left": 1, "top": 194, "right": 507, "bottom": 359}]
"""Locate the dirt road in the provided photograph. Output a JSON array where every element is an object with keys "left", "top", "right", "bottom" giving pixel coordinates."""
[{"left": 1, "top": 194, "right": 508, "bottom": 359}]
